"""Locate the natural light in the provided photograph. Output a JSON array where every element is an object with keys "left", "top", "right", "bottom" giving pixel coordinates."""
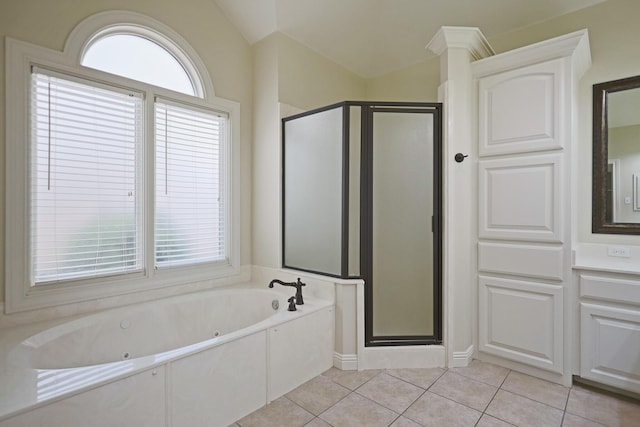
[{"left": 82, "top": 34, "right": 196, "bottom": 95}]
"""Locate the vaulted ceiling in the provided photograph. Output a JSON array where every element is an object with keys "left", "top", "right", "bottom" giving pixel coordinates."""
[{"left": 214, "top": 0, "right": 606, "bottom": 78}]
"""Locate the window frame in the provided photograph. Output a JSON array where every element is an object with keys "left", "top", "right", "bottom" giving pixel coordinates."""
[{"left": 5, "top": 12, "right": 241, "bottom": 313}]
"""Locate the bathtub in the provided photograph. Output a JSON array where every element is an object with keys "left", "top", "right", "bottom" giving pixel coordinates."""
[{"left": 0, "top": 284, "right": 334, "bottom": 426}]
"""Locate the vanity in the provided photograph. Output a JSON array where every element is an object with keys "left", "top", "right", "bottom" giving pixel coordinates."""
[
  {"left": 573, "top": 257, "right": 640, "bottom": 395},
  {"left": 573, "top": 73, "right": 640, "bottom": 395}
]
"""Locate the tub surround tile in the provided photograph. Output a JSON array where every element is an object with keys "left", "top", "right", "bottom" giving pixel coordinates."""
[
  {"left": 561, "top": 413, "right": 607, "bottom": 427},
  {"left": 476, "top": 414, "right": 516, "bottom": 426},
  {"left": 355, "top": 372, "right": 424, "bottom": 413},
  {"left": 451, "top": 360, "right": 509, "bottom": 387},
  {"left": 486, "top": 389, "right": 564, "bottom": 427},
  {"left": 429, "top": 371, "right": 498, "bottom": 411},
  {"left": 237, "top": 397, "right": 314, "bottom": 427},
  {"left": 403, "top": 391, "right": 482, "bottom": 427},
  {"left": 318, "top": 392, "right": 399, "bottom": 427},
  {"left": 321, "top": 367, "right": 380, "bottom": 390},
  {"left": 385, "top": 367, "right": 446, "bottom": 389},
  {"left": 501, "top": 370, "right": 569, "bottom": 410},
  {"left": 286, "top": 375, "right": 350, "bottom": 415},
  {"left": 565, "top": 385, "right": 640, "bottom": 427}
]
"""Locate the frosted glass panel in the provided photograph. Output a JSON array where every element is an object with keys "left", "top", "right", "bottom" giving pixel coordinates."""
[
  {"left": 283, "top": 107, "right": 343, "bottom": 275},
  {"left": 372, "top": 112, "right": 434, "bottom": 337}
]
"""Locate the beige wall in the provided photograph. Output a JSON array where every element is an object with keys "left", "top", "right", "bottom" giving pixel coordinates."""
[
  {"left": 0, "top": 0, "right": 254, "bottom": 304},
  {"left": 251, "top": 33, "right": 366, "bottom": 269},
  {"left": 365, "top": 59, "right": 440, "bottom": 102},
  {"left": 275, "top": 33, "right": 366, "bottom": 110}
]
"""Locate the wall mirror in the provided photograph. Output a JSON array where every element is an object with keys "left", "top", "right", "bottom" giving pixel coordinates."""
[{"left": 593, "top": 75, "right": 640, "bottom": 234}]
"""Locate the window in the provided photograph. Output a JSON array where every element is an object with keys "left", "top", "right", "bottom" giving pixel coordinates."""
[
  {"left": 82, "top": 34, "right": 196, "bottom": 96},
  {"left": 31, "top": 70, "right": 143, "bottom": 284},
  {"left": 6, "top": 12, "right": 240, "bottom": 312}
]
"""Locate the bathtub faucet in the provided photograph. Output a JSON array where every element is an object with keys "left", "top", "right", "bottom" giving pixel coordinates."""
[{"left": 268, "top": 278, "right": 305, "bottom": 305}]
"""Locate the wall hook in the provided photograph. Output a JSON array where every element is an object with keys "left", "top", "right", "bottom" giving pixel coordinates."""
[{"left": 454, "top": 153, "right": 468, "bottom": 163}]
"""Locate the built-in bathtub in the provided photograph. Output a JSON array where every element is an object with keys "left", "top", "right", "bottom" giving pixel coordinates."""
[{"left": 0, "top": 284, "right": 334, "bottom": 426}]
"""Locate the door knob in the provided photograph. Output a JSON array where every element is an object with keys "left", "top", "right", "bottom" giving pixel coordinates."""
[{"left": 454, "top": 153, "right": 468, "bottom": 163}]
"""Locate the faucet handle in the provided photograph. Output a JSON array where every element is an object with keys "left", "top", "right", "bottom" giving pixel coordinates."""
[{"left": 287, "top": 296, "right": 297, "bottom": 311}]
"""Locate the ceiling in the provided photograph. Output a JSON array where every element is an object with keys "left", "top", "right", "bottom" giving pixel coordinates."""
[{"left": 213, "top": 0, "right": 605, "bottom": 78}]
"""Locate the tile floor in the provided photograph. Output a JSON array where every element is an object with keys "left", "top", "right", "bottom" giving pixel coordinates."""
[{"left": 232, "top": 360, "right": 640, "bottom": 427}]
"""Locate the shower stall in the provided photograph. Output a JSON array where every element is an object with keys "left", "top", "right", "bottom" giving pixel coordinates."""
[{"left": 282, "top": 101, "right": 442, "bottom": 347}]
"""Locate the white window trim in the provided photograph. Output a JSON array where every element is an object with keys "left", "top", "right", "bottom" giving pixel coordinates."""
[{"left": 5, "top": 12, "right": 241, "bottom": 313}]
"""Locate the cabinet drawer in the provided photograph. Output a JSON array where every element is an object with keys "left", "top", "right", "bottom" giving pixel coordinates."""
[{"left": 580, "top": 274, "right": 640, "bottom": 306}]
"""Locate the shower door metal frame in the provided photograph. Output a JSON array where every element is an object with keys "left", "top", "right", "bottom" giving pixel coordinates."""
[
  {"left": 361, "top": 102, "right": 443, "bottom": 347},
  {"left": 281, "top": 101, "right": 443, "bottom": 346}
]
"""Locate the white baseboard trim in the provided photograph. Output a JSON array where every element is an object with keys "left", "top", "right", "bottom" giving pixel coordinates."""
[
  {"left": 450, "top": 344, "right": 474, "bottom": 368},
  {"left": 333, "top": 352, "right": 358, "bottom": 371}
]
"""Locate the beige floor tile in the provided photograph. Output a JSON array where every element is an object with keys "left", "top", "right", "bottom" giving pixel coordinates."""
[
  {"left": 565, "top": 385, "right": 640, "bottom": 427},
  {"left": 429, "top": 371, "right": 498, "bottom": 411},
  {"left": 318, "top": 392, "right": 399, "bottom": 427},
  {"left": 476, "top": 414, "right": 515, "bottom": 426},
  {"left": 385, "top": 367, "right": 446, "bottom": 389},
  {"left": 451, "top": 359, "right": 509, "bottom": 387},
  {"left": 404, "top": 391, "right": 482, "bottom": 427},
  {"left": 237, "top": 397, "right": 314, "bottom": 427},
  {"left": 356, "top": 372, "right": 424, "bottom": 413},
  {"left": 390, "top": 416, "right": 423, "bottom": 427},
  {"left": 561, "top": 412, "right": 606, "bottom": 427},
  {"left": 501, "top": 371, "right": 569, "bottom": 410},
  {"left": 486, "top": 389, "right": 564, "bottom": 427},
  {"left": 322, "top": 367, "right": 381, "bottom": 390},
  {"left": 304, "top": 418, "right": 332, "bottom": 427},
  {"left": 286, "top": 375, "right": 350, "bottom": 415}
]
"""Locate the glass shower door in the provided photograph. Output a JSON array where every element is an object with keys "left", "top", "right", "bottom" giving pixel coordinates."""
[{"left": 366, "top": 107, "right": 441, "bottom": 345}]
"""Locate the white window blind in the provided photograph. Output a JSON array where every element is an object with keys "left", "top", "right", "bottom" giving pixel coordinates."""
[
  {"left": 155, "top": 99, "right": 226, "bottom": 268},
  {"left": 31, "top": 69, "right": 143, "bottom": 284}
]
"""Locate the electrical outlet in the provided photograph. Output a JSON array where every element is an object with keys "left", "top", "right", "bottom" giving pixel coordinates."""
[{"left": 607, "top": 245, "right": 630, "bottom": 258}]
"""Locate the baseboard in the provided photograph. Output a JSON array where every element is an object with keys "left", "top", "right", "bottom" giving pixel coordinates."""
[
  {"left": 450, "top": 344, "right": 474, "bottom": 368},
  {"left": 333, "top": 352, "right": 358, "bottom": 371}
]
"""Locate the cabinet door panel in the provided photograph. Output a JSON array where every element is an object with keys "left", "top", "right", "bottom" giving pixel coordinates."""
[
  {"left": 581, "top": 303, "right": 640, "bottom": 393},
  {"left": 479, "top": 154, "right": 562, "bottom": 242},
  {"left": 479, "top": 59, "right": 564, "bottom": 156},
  {"left": 479, "top": 276, "right": 563, "bottom": 373}
]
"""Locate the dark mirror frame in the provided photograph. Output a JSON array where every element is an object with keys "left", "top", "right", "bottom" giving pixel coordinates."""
[{"left": 592, "top": 75, "right": 640, "bottom": 235}]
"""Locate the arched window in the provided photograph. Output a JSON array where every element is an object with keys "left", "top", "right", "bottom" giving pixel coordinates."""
[
  {"left": 82, "top": 33, "right": 196, "bottom": 95},
  {"left": 5, "top": 12, "right": 239, "bottom": 312}
]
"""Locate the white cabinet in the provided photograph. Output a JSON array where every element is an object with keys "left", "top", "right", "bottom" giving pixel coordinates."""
[
  {"left": 579, "top": 273, "right": 640, "bottom": 394},
  {"left": 473, "top": 31, "right": 590, "bottom": 382}
]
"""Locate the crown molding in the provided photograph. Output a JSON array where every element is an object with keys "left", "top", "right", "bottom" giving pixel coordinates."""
[
  {"left": 426, "top": 26, "right": 495, "bottom": 60},
  {"left": 472, "top": 29, "right": 591, "bottom": 79}
]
